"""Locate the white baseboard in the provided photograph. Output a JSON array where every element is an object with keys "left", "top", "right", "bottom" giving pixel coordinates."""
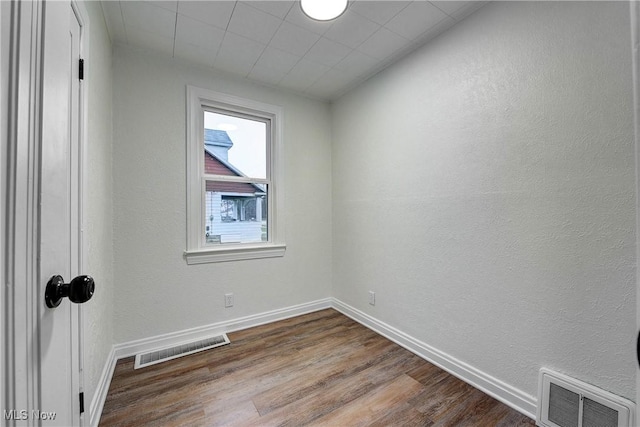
[
  {"left": 89, "top": 297, "right": 537, "bottom": 425},
  {"left": 89, "top": 298, "right": 333, "bottom": 426},
  {"left": 331, "top": 298, "right": 537, "bottom": 420},
  {"left": 112, "top": 298, "right": 332, "bottom": 359},
  {"left": 89, "top": 346, "right": 117, "bottom": 427}
]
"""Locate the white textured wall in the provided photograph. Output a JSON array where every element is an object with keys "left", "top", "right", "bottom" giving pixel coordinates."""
[
  {"left": 83, "top": 0, "right": 114, "bottom": 414},
  {"left": 112, "top": 46, "right": 332, "bottom": 343},
  {"left": 332, "top": 1, "right": 635, "bottom": 402}
]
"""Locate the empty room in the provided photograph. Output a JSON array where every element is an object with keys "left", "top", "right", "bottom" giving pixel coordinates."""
[{"left": 2, "top": 0, "right": 638, "bottom": 426}]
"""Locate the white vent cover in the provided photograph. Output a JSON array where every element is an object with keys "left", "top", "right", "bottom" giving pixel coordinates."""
[
  {"left": 134, "top": 334, "right": 230, "bottom": 369},
  {"left": 537, "top": 368, "right": 635, "bottom": 427}
]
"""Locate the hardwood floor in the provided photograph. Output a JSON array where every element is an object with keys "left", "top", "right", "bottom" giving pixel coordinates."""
[{"left": 99, "top": 309, "right": 535, "bottom": 426}]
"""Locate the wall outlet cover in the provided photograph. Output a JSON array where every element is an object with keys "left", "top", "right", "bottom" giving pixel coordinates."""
[{"left": 225, "top": 293, "right": 234, "bottom": 308}]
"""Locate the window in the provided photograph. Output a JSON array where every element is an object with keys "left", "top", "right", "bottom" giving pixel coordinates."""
[{"left": 185, "top": 86, "right": 285, "bottom": 264}]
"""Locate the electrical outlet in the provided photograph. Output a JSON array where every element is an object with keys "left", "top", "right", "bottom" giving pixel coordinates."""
[
  {"left": 368, "top": 291, "right": 375, "bottom": 306},
  {"left": 225, "top": 293, "right": 234, "bottom": 308}
]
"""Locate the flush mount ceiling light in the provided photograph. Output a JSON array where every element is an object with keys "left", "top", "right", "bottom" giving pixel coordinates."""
[{"left": 301, "top": 0, "right": 348, "bottom": 21}]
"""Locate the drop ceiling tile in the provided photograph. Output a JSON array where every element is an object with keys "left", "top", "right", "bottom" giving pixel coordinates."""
[
  {"left": 125, "top": 28, "right": 174, "bottom": 56},
  {"left": 101, "top": 0, "right": 488, "bottom": 101},
  {"left": 384, "top": 1, "right": 449, "bottom": 40},
  {"left": 323, "top": 9, "right": 380, "bottom": 49},
  {"left": 254, "top": 47, "right": 301, "bottom": 74},
  {"left": 269, "top": 21, "right": 320, "bottom": 57},
  {"left": 333, "top": 50, "right": 380, "bottom": 80},
  {"left": 175, "top": 15, "right": 225, "bottom": 51},
  {"left": 304, "top": 37, "right": 352, "bottom": 68},
  {"left": 100, "top": 1, "right": 127, "bottom": 43},
  {"left": 280, "top": 58, "right": 330, "bottom": 91},
  {"left": 122, "top": 1, "right": 176, "bottom": 39},
  {"left": 213, "top": 57, "right": 255, "bottom": 77},
  {"left": 284, "top": 3, "right": 334, "bottom": 35},
  {"left": 177, "top": 1, "right": 235, "bottom": 31},
  {"left": 357, "top": 27, "right": 409, "bottom": 61},
  {"left": 214, "top": 51, "right": 261, "bottom": 76},
  {"left": 248, "top": 66, "right": 286, "bottom": 86},
  {"left": 245, "top": 1, "right": 295, "bottom": 19},
  {"left": 214, "top": 32, "right": 266, "bottom": 76},
  {"left": 216, "top": 32, "right": 266, "bottom": 62},
  {"left": 349, "top": 1, "right": 410, "bottom": 26},
  {"left": 143, "top": 0, "right": 178, "bottom": 13},
  {"left": 174, "top": 42, "right": 216, "bottom": 68},
  {"left": 414, "top": 15, "right": 456, "bottom": 45},
  {"left": 227, "top": 2, "right": 283, "bottom": 44}
]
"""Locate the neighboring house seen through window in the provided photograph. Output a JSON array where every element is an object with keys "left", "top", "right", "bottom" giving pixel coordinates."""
[{"left": 185, "top": 87, "right": 285, "bottom": 264}]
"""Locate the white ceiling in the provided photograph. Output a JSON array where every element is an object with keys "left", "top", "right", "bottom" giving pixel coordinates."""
[{"left": 101, "top": 1, "right": 487, "bottom": 101}]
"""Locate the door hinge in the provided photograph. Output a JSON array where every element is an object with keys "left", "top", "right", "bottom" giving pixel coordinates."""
[
  {"left": 79, "top": 58, "right": 84, "bottom": 80},
  {"left": 79, "top": 392, "right": 85, "bottom": 414}
]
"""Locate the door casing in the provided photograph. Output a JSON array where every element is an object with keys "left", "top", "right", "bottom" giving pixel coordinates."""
[
  {"left": 2, "top": 1, "right": 47, "bottom": 421},
  {"left": 2, "top": 0, "right": 89, "bottom": 424}
]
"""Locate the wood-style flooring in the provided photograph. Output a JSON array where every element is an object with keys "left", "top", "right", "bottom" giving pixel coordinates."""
[{"left": 99, "top": 309, "right": 535, "bottom": 426}]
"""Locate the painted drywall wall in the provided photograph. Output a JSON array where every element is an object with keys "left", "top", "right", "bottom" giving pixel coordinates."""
[
  {"left": 332, "top": 1, "right": 635, "bottom": 403},
  {"left": 112, "top": 46, "right": 332, "bottom": 343},
  {"left": 82, "top": 0, "right": 114, "bottom": 414}
]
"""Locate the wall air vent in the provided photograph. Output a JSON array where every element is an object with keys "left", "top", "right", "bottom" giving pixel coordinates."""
[
  {"left": 537, "top": 368, "right": 635, "bottom": 427},
  {"left": 134, "top": 334, "right": 230, "bottom": 369}
]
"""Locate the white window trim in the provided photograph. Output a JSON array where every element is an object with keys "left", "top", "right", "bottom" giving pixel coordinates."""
[{"left": 184, "top": 86, "right": 285, "bottom": 264}]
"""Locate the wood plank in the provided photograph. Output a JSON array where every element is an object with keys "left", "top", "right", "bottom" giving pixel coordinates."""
[
  {"left": 309, "top": 374, "right": 426, "bottom": 426},
  {"left": 203, "top": 400, "right": 261, "bottom": 427},
  {"left": 249, "top": 346, "right": 426, "bottom": 426},
  {"left": 99, "top": 309, "right": 536, "bottom": 427},
  {"left": 250, "top": 335, "right": 396, "bottom": 415}
]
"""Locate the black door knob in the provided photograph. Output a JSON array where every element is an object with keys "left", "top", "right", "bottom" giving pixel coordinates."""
[
  {"left": 45, "top": 275, "right": 95, "bottom": 308},
  {"left": 637, "top": 330, "right": 640, "bottom": 368}
]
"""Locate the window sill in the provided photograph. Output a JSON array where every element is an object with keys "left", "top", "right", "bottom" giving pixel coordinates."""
[{"left": 184, "top": 243, "right": 286, "bottom": 264}]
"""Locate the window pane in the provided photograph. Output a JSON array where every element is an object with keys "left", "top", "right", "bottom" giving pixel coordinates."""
[
  {"left": 204, "top": 111, "right": 267, "bottom": 180},
  {"left": 205, "top": 181, "right": 267, "bottom": 244}
]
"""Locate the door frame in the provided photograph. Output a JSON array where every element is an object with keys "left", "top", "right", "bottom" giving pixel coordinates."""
[
  {"left": 1, "top": 0, "right": 89, "bottom": 424},
  {"left": 71, "top": 1, "right": 90, "bottom": 422},
  {"left": 2, "top": 0, "right": 47, "bottom": 422},
  {"left": 62, "top": 1, "right": 90, "bottom": 423}
]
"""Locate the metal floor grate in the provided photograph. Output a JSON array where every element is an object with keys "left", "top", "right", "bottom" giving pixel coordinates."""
[{"left": 134, "top": 334, "right": 230, "bottom": 369}]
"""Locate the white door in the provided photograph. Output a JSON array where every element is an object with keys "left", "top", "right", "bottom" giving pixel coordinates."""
[{"left": 39, "top": 1, "right": 86, "bottom": 425}]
